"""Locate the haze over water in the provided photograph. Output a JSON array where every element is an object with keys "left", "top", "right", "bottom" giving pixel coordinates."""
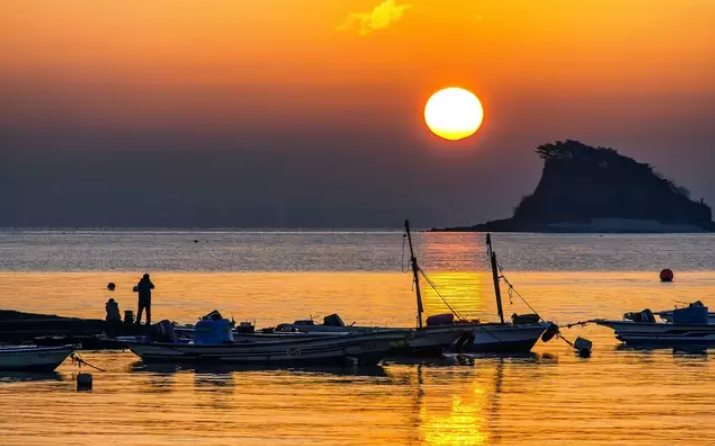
[{"left": 1, "top": 231, "right": 715, "bottom": 445}]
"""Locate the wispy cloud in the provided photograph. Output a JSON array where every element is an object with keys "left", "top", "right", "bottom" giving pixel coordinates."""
[{"left": 336, "top": 0, "right": 412, "bottom": 36}]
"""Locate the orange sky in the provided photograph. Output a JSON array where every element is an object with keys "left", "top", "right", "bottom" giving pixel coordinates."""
[
  {"left": 2, "top": 0, "right": 714, "bottom": 129},
  {"left": 2, "top": 1, "right": 715, "bottom": 227}
]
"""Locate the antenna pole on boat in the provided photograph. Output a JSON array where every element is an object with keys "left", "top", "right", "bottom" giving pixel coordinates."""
[
  {"left": 486, "top": 233, "right": 505, "bottom": 324},
  {"left": 405, "top": 219, "right": 424, "bottom": 329}
]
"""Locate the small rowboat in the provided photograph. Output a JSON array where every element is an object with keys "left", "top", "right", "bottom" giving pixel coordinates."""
[{"left": 0, "top": 345, "right": 76, "bottom": 371}]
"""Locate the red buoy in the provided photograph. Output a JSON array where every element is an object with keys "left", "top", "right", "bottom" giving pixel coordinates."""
[{"left": 660, "top": 269, "right": 674, "bottom": 282}]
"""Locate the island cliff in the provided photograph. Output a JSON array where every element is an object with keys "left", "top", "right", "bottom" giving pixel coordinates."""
[{"left": 435, "top": 140, "right": 715, "bottom": 233}]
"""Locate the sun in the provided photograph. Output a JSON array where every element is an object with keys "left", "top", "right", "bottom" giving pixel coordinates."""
[{"left": 424, "top": 87, "right": 484, "bottom": 141}]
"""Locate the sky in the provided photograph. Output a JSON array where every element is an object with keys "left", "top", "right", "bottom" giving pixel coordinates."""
[{"left": 2, "top": 0, "right": 715, "bottom": 228}]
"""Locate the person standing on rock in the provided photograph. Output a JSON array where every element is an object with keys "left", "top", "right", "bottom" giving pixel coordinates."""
[{"left": 133, "top": 273, "right": 155, "bottom": 325}]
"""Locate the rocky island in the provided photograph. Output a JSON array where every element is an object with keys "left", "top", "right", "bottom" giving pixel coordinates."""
[{"left": 435, "top": 140, "right": 715, "bottom": 233}]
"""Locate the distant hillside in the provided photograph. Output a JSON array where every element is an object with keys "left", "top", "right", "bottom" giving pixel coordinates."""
[{"left": 434, "top": 140, "right": 715, "bottom": 233}]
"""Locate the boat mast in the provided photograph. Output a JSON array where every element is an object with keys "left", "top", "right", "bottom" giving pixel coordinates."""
[
  {"left": 486, "top": 233, "right": 505, "bottom": 324},
  {"left": 404, "top": 219, "right": 424, "bottom": 329}
]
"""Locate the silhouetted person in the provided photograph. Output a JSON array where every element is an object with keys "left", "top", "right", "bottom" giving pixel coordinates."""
[
  {"left": 105, "top": 298, "right": 121, "bottom": 323},
  {"left": 134, "top": 273, "right": 155, "bottom": 325},
  {"left": 105, "top": 298, "right": 121, "bottom": 337}
]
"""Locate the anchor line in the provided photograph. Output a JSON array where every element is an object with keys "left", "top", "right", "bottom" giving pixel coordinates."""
[
  {"left": 70, "top": 353, "right": 106, "bottom": 372},
  {"left": 496, "top": 261, "right": 543, "bottom": 321}
]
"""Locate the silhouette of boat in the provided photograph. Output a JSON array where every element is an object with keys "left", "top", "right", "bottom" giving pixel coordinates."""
[
  {"left": 0, "top": 345, "right": 75, "bottom": 371},
  {"left": 126, "top": 328, "right": 409, "bottom": 366}
]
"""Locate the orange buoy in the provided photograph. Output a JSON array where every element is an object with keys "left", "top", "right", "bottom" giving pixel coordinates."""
[{"left": 660, "top": 269, "right": 674, "bottom": 282}]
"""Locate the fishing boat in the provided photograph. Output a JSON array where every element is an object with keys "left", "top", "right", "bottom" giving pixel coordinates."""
[
  {"left": 595, "top": 303, "right": 715, "bottom": 348},
  {"left": 455, "top": 232, "right": 554, "bottom": 353},
  {"left": 400, "top": 221, "right": 554, "bottom": 354},
  {"left": 126, "top": 319, "right": 410, "bottom": 366},
  {"left": 0, "top": 344, "right": 76, "bottom": 371}
]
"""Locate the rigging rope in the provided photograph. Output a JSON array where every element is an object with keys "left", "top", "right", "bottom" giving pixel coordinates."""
[
  {"left": 418, "top": 268, "right": 464, "bottom": 320},
  {"left": 496, "top": 260, "right": 543, "bottom": 320},
  {"left": 70, "top": 352, "right": 106, "bottom": 372}
]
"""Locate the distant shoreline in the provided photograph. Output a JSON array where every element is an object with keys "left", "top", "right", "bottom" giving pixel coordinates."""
[{"left": 430, "top": 218, "right": 714, "bottom": 234}]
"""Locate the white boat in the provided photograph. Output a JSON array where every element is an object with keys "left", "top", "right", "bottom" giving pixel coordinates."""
[
  {"left": 596, "top": 304, "right": 715, "bottom": 348},
  {"left": 127, "top": 329, "right": 410, "bottom": 366},
  {"left": 0, "top": 345, "right": 75, "bottom": 371}
]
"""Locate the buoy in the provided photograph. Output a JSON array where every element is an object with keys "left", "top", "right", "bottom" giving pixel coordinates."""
[
  {"left": 77, "top": 373, "right": 93, "bottom": 391},
  {"left": 107, "top": 282, "right": 116, "bottom": 291},
  {"left": 194, "top": 240, "right": 199, "bottom": 243},
  {"left": 660, "top": 269, "right": 674, "bottom": 282},
  {"left": 574, "top": 337, "right": 592, "bottom": 358}
]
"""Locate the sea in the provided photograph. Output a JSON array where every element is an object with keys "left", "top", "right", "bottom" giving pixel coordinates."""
[{"left": 1, "top": 230, "right": 715, "bottom": 446}]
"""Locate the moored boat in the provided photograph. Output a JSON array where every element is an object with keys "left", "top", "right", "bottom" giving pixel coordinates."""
[
  {"left": 0, "top": 344, "right": 76, "bottom": 371},
  {"left": 127, "top": 325, "right": 409, "bottom": 366},
  {"left": 401, "top": 221, "right": 553, "bottom": 354},
  {"left": 596, "top": 303, "right": 715, "bottom": 348}
]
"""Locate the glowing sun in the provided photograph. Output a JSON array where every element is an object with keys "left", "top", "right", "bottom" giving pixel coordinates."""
[{"left": 424, "top": 87, "right": 484, "bottom": 141}]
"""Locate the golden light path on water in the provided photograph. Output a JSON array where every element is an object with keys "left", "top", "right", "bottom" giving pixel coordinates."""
[{"left": 1, "top": 270, "right": 715, "bottom": 445}]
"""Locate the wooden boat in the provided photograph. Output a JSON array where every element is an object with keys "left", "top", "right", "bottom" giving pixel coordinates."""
[
  {"left": 126, "top": 329, "right": 410, "bottom": 366},
  {"left": 0, "top": 345, "right": 75, "bottom": 371},
  {"left": 596, "top": 304, "right": 715, "bottom": 348}
]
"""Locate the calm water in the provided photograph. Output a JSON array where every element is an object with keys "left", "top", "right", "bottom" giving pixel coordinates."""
[{"left": 1, "top": 231, "right": 715, "bottom": 445}]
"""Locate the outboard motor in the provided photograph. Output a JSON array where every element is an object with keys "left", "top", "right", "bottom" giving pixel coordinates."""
[
  {"left": 323, "top": 314, "right": 346, "bottom": 327},
  {"left": 624, "top": 309, "right": 656, "bottom": 323},
  {"left": 149, "top": 320, "right": 177, "bottom": 343}
]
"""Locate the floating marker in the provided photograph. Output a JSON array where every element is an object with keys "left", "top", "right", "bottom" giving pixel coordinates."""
[
  {"left": 574, "top": 337, "right": 593, "bottom": 358},
  {"left": 77, "top": 373, "right": 93, "bottom": 391},
  {"left": 660, "top": 269, "right": 674, "bottom": 282}
]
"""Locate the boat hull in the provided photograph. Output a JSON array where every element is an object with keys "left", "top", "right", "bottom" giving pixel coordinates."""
[
  {"left": 128, "top": 331, "right": 409, "bottom": 366},
  {"left": 395, "top": 325, "right": 475, "bottom": 356},
  {"left": 597, "top": 320, "right": 715, "bottom": 348},
  {"left": 0, "top": 345, "right": 75, "bottom": 371},
  {"left": 460, "top": 323, "right": 550, "bottom": 353},
  {"left": 178, "top": 325, "right": 473, "bottom": 356}
]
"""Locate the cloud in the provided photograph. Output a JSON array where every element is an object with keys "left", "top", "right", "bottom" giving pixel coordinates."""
[{"left": 336, "top": 0, "right": 411, "bottom": 36}]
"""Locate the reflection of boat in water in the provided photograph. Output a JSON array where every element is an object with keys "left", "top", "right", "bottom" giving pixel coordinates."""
[
  {"left": 131, "top": 360, "right": 389, "bottom": 378},
  {"left": 0, "top": 370, "right": 63, "bottom": 384},
  {"left": 596, "top": 303, "right": 715, "bottom": 348},
  {"left": 0, "top": 345, "right": 75, "bottom": 371}
]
